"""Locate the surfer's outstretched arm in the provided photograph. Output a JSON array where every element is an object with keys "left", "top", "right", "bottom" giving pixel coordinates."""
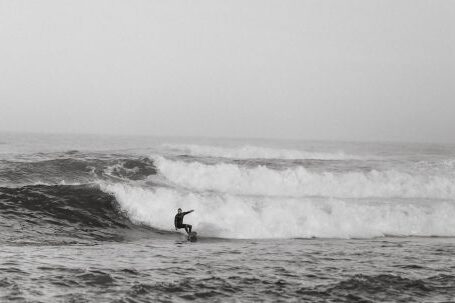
[{"left": 183, "top": 210, "right": 194, "bottom": 216}]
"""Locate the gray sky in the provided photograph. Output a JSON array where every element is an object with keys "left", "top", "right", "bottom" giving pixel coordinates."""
[{"left": 0, "top": 0, "right": 454, "bottom": 143}]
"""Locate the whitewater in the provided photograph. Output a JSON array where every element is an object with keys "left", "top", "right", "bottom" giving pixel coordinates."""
[{"left": 101, "top": 142, "right": 455, "bottom": 239}]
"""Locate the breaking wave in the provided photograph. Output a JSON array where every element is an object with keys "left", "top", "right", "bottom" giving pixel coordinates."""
[
  {"left": 103, "top": 183, "right": 455, "bottom": 239},
  {"left": 153, "top": 156, "right": 455, "bottom": 199},
  {"left": 101, "top": 154, "right": 455, "bottom": 239}
]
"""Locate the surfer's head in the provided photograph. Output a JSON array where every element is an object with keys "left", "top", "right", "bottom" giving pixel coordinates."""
[{"left": 178, "top": 208, "right": 182, "bottom": 214}]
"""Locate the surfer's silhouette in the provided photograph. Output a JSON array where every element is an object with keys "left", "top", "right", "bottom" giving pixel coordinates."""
[{"left": 174, "top": 208, "right": 194, "bottom": 234}]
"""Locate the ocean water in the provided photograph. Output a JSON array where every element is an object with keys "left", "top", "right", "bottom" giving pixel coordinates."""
[{"left": 1, "top": 132, "right": 455, "bottom": 302}]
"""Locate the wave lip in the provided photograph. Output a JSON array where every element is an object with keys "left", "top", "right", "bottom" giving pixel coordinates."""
[
  {"left": 153, "top": 156, "right": 455, "bottom": 199},
  {"left": 162, "top": 143, "right": 361, "bottom": 160}
]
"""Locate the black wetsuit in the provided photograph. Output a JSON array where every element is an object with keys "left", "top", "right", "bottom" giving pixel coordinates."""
[{"left": 174, "top": 211, "right": 192, "bottom": 233}]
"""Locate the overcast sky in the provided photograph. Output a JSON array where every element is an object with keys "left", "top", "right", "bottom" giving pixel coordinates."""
[{"left": 0, "top": 0, "right": 454, "bottom": 143}]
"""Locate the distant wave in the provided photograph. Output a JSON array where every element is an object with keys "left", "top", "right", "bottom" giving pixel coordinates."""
[
  {"left": 162, "top": 143, "right": 363, "bottom": 160},
  {"left": 0, "top": 155, "right": 156, "bottom": 186},
  {"left": 153, "top": 156, "right": 455, "bottom": 199}
]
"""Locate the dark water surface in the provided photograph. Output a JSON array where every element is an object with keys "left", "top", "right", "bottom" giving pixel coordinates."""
[{"left": 1, "top": 237, "right": 455, "bottom": 302}]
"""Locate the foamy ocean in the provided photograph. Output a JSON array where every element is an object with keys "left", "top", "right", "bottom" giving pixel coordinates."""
[{"left": 1, "top": 132, "right": 455, "bottom": 302}]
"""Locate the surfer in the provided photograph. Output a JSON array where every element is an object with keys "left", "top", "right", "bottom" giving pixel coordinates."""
[{"left": 174, "top": 208, "right": 194, "bottom": 234}]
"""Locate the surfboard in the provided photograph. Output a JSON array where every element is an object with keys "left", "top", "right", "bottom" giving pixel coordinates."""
[{"left": 187, "top": 231, "right": 197, "bottom": 242}]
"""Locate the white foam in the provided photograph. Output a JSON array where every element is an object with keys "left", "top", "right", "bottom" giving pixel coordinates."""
[
  {"left": 153, "top": 156, "right": 455, "bottom": 199},
  {"left": 102, "top": 183, "right": 455, "bottom": 239},
  {"left": 162, "top": 143, "right": 359, "bottom": 160}
]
